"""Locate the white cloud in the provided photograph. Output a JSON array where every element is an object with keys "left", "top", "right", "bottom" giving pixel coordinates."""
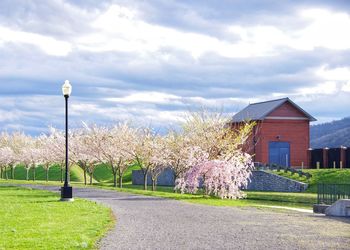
[
  {"left": 298, "top": 81, "right": 338, "bottom": 95},
  {"left": 295, "top": 9, "right": 350, "bottom": 50},
  {"left": 0, "top": 26, "right": 72, "bottom": 56},
  {"left": 316, "top": 65, "right": 350, "bottom": 81},
  {"left": 228, "top": 8, "right": 350, "bottom": 56},
  {"left": 2, "top": 4, "right": 350, "bottom": 59},
  {"left": 105, "top": 91, "right": 182, "bottom": 104},
  {"left": 76, "top": 4, "right": 285, "bottom": 58},
  {"left": 342, "top": 81, "right": 350, "bottom": 93}
]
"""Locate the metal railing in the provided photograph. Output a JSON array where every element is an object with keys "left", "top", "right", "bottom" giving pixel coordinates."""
[{"left": 317, "top": 183, "right": 350, "bottom": 205}]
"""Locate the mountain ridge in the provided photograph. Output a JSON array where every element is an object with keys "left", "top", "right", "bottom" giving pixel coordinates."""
[{"left": 310, "top": 117, "right": 350, "bottom": 148}]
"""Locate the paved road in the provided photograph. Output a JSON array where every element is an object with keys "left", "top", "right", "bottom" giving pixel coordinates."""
[{"left": 22, "top": 185, "right": 350, "bottom": 250}]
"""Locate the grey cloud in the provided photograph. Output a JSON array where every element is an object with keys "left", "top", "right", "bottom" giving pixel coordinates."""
[{"left": 0, "top": 0, "right": 100, "bottom": 38}]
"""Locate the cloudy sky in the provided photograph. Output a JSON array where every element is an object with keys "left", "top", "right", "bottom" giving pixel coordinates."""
[{"left": 1, "top": 0, "right": 350, "bottom": 134}]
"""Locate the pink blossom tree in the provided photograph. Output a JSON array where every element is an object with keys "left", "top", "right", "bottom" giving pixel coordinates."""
[
  {"left": 175, "top": 151, "right": 254, "bottom": 199},
  {"left": 174, "top": 110, "right": 256, "bottom": 199}
]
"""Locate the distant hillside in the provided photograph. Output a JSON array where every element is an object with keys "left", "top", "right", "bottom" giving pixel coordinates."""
[{"left": 310, "top": 117, "right": 350, "bottom": 148}]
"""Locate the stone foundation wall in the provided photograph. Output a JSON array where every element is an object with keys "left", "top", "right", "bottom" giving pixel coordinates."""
[
  {"left": 132, "top": 168, "right": 175, "bottom": 186},
  {"left": 246, "top": 170, "right": 308, "bottom": 192},
  {"left": 132, "top": 169, "right": 308, "bottom": 192}
]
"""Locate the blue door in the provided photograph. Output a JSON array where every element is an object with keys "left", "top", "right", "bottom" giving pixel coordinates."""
[{"left": 269, "top": 142, "right": 290, "bottom": 167}]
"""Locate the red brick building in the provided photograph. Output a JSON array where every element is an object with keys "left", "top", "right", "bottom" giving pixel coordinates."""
[{"left": 231, "top": 98, "right": 316, "bottom": 168}]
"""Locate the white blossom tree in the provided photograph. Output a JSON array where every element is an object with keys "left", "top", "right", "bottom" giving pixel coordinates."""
[
  {"left": 47, "top": 128, "right": 66, "bottom": 182},
  {"left": 0, "top": 147, "right": 14, "bottom": 179},
  {"left": 84, "top": 123, "right": 137, "bottom": 188},
  {"left": 164, "top": 131, "right": 193, "bottom": 180},
  {"left": 70, "top": 128, "right": 99, "bottom": 185},
  {"left": 130, "top": 128, "right": 170, "bottom": 191},
  {"left": 37, "top": 134, "right": 58, "bottom": 181}
]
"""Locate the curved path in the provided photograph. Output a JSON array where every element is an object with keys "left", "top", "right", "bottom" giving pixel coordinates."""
[{"left": 23, "top": 185, "right": 350, "bottom": 250}]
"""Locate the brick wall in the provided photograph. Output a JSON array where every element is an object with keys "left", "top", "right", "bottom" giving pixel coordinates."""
[
  {"left": 268, "top": 102, "right": 306, "bottom": 117},
  {"left": 256, "top": 119, "right": 310, "bottom": 167}
]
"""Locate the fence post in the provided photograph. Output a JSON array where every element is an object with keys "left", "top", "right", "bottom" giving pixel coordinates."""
[
  {"left": 333, "top": 161, "right": 336, "bottom": 169},
  {"left": 341, "top": 146, "right": 347, "bottom": 169},
  {"left": 301, "top": 162, "right": 304, "bottom": 170},
  {"left": 307, "top": 148, "right": 312, "bottom": 168},
  {"left": 340, "top": 161, "right": 343, "bottom": 169},
  {"left": 317, "top": 161, "right": 320, "bottom": 169},
  {"left": 323, "top": 147, "right": 329, "bottom": 168}
]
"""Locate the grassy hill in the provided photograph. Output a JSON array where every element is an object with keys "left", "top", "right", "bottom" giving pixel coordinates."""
[
  {"left": 1, "top": 163, "right": 140, "bottom": 184},
  {"left": 1, "top": 164, "right": 85, "bottom": 182},
  {"left": 271, "top": 169, "right": 350, "bottom": 192},
  {"left": 311, "top": 117, "right": 350, "bottom": 148},
  {"left": 93, "top": 163, "right": 140, "bottom": 183}
]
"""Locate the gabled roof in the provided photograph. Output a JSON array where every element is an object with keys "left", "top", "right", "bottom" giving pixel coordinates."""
[{"left": 231, "top": 97, "right": 317, "bottom": 122}]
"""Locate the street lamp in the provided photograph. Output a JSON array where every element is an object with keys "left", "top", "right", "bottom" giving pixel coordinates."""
[{"left": 61, "top": 80, "right": 74, "bottom": 202}]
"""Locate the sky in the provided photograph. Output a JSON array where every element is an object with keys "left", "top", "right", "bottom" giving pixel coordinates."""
[{"left": 1, "top": 0, "right": 350, "bottom": 135}]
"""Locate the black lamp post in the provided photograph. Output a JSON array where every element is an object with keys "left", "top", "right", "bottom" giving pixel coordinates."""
[{"left": 61, "top": 80, "right": 74, "bottom": 201}]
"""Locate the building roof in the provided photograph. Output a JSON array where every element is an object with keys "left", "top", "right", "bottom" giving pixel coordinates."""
[{"left": 231, "top": 97, "right": 317, "bottom": 122}]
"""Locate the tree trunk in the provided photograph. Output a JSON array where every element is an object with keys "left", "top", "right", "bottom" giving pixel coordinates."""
[
  {"left": 0, "top": 167, "right": 3, "bottom": 179},
  {"left": 173, "top": 173, "right": 178, "bottom": 193},
  {"left": 118, "top": 174, "right": 123, "bottom": 188},
  {"left": 60, "top": 165, "right": 63, "bottom": 183},
  {"left": 46, "top": 167, "right": 49, "bottom": 182},
  {"left": 5, "top": 166, "right": 8, "bottom": 180},
  {"left": 152, "top": 179, "right": 156, "bottom": 191},
  {"left": 84, "top": 169, "right": 87, "bottom": 185},
  {"left": 26, "top": 168, "right": 29, "bottom": 181},
  {"left": 33, "top": 167, "right": 36, "bottom": 181},
  {"left": 113, "top": 171, "right": 117, "bottom": 187},
  {"left": 11, "top": 166, "right": 15, "bottom": 179},
  {"left": 143, "top": 172, "right": 148, "bottom": 190}
]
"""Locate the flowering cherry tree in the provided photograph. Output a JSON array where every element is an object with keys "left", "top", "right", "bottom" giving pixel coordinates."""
[
  {"left": 0, "top": 147, "right": 14, "bottom": 179},
  {"left": 148, "top": 135, "right": 170, "bottom": 191},
  {"left": 83, "top": 123, "right": 136, "bottom": 188},
  {"left": 0, "top": 132, "right": 27, "bottom": 179},
  {"left": 70, "top": 129, "right": 98, "bottom": 185},
  {"left": 131, "top": 128, "right": 170, "bottom": 191},
  {"left": 175, "top": 150, "right": 254, "bottom": 199},
  {"left": 37, "top": 134, "right": 58, "bottom": 181},
  {"left": 164, "top": 131, "right": 198, "bottom": 180},
  {"left": 174, "top": 111, "right": 256, "bottom": 199},
  {"left": 47, "top": 128, "right": 66, "bottom": 182}
]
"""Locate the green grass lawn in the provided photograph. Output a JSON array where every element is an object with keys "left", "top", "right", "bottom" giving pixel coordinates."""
[
  {"left": 0, "top": 179, "right": 315, "bottom": 209},
  {"left": 91, "top": 183, "right": 316, "bottom": 209},
  {"left": 0, "top": 186, "right": 114, "bottom": 250},
  {"left": 271, "top": 169, "right": 350, "bottom": 192},
  {"left": 9, "top": 165, "right": 345, "bottom": 211}
]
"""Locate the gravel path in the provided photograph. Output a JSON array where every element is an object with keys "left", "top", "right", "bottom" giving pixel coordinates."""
[{"left": 21, "top": 185, "right": 350, "bottom": 250}]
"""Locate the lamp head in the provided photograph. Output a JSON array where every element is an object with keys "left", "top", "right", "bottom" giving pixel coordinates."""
[{"left": 62, "top": 80, "right": 72, "bottom": 97}]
